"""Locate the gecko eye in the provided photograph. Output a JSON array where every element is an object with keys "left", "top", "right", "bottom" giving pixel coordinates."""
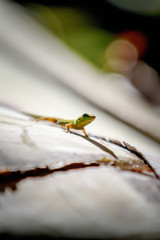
[{"left": 83, "top": 113, "right": 89, "bottom": 117}]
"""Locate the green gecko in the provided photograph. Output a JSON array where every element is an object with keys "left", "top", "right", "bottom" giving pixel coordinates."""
[
  {"left": 26, "top": 112, "right": 117, "bottom": 158},
  {"left": 29, "top": 113, "right": 96, "bottom": 137}
]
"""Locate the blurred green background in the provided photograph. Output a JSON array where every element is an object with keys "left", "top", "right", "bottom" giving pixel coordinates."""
[{"left": 13, "top": 0, "right": 160, "bottom": 73}]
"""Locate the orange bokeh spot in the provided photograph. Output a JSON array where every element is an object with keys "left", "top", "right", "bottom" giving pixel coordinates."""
[{"left": 118, "top": 31, "right": 148, "bottom": 58}]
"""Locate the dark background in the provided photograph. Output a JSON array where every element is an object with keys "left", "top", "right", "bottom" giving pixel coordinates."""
[{"left": 13, "top": 0, "right": 160, "bottom": 75}]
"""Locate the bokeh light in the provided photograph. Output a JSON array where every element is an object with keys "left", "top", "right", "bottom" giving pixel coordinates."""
[{"left": 104, "top": 39, "right": 138, "bottom": 73}]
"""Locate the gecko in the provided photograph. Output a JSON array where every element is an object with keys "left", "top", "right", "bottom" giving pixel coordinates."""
[
  {"left": 28, "top": 113, "right": 96, "bottom": 137},
  {"left": 25, "top": 112, "right": 117, "bottom": 158}
]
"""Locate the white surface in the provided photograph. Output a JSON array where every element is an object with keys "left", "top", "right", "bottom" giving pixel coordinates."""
[{"left": 0, "top": 167, "right": 160, "bottom": 238}]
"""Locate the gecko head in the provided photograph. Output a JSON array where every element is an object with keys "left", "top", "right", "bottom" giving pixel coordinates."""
[
  {"left": 82, "top": 113, "right": 96, "bottom": 120},
  {"left": 76, "top": 113, "right": 96, "bottom": 125}
]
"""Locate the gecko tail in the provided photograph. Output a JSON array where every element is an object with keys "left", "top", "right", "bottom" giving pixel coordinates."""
[
  {"left": 22, "top": 112, "right": 57, "bottom": 123},
  {"left": 22, "top": 112, "right": 42, "bottom": 119}
]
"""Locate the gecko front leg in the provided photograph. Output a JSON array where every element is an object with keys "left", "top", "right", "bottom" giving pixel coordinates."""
[{"left": 65, "top": 124, "right": 88, "bottom": 137}]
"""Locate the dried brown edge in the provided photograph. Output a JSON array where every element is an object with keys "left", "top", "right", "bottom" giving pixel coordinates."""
[
  {"left": 88, "top": 135, "right": 159, "bottom": 179},
  {"left": 109, "top": 139, "right": 159, "bottom": 179},
  {"left": 0, "top": 162, "right": 99, "bottom": 192},
  {"left": 0, "top": 158, "right": 157, "bottom": 193}
]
